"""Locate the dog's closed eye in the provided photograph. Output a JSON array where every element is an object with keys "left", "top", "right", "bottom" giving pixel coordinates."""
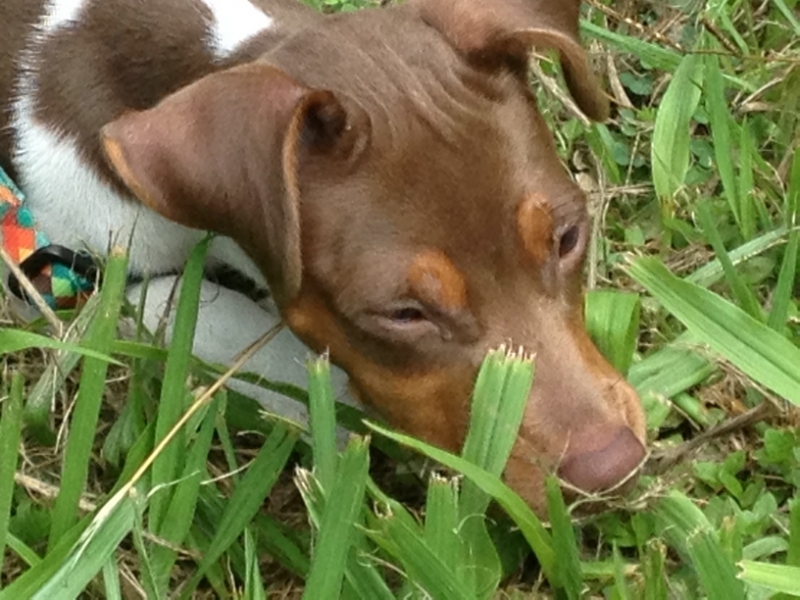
[{"left": 390, "top": 306, "right": 426, "bottom": 323}]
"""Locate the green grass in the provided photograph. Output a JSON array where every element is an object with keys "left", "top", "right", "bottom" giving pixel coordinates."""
[{"left": 1, "top": 0, "right": 799, "bottom": 596}]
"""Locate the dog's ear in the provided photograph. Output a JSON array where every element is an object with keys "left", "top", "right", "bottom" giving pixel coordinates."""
[
  {"left": 101, "top": 64, "right": 355, "bottom": 306},
  {"left": 410, "top": 0, "right": 608, "bottom": 120}
]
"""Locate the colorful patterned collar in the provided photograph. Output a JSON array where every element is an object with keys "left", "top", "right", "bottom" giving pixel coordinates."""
[{"left": 0, "top": 166, "right": 97, "bottom": 310}]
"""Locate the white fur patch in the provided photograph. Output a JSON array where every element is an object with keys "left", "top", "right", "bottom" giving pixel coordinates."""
[
  {"left": 13, "top": 102, "right": 205, "bottom": 274},
  {"left": 40, "top": 0, "right": 87, "bottom": 33},
  {"left": 201, "top": 0, "right": 273, "bottom": 59},
  {"left": 12, "top": 97, "right": 266, "bottom": 280}
]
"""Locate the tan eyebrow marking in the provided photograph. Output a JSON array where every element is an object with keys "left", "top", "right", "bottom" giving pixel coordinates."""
[
  {"left": 517, "top": 192, "right": 554, "bottom": 265},
  {"left": 407, "top": 249, "right": 467, "bottom": 311}
]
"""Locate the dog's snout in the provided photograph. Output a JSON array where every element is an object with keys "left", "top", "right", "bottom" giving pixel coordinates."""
[{"left": 557, "top": 427, "right": 645, "bottom": 494}]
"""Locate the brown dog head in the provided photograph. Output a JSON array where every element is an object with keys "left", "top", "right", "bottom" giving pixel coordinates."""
[{"left": 101, "top": 0, "right": 646, "bottom": 516}]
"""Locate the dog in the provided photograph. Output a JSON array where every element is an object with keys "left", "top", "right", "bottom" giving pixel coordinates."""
[{"left": 0, "top": 0, "right": 646, "bottom": 515}]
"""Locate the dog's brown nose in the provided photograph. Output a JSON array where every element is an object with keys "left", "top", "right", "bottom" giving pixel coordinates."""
[{"left": 557, "top": 427, "right": 645, "bottom": 493}]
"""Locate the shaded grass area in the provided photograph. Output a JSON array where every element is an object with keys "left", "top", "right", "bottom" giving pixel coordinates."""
[{"left": 1, "top": 0, "right": 799, "bottom": 596}]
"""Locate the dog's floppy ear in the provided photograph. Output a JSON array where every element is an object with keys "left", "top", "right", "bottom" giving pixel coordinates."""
[
  {"left": 101, "top": 63, "right": 353, "bottom": 305},
  {"left": 411, "top": 0, "right": 608, "bottom": 120}
]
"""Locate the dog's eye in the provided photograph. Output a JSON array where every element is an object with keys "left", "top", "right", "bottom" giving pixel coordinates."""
[{"left": 558, "top": 225, "right": 581, "bottom": 258}]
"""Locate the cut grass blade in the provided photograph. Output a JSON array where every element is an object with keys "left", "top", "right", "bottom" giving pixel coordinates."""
[
  {"left": 424, "top": 474, "right": 460, "bottom": 575},
  {"left": 0, "top": 372, "right": 25, "bottom": 570},
  {"left": 657, "top": 491, "right": 744, "bottom": 600},
  {"left": 303, "top": 436, "right": 370, "bottom": 600},
  {"left": 368, "top": 490, "right": 475, "bottom": 600},
  {"left": 460, "top": 346, "right": 534, "bottom": 515},
  {"left": 307, "top": 356, "right": 339, "bottom": 493},
  {"left": 584, "top": 290, "right": 640, "bottom": 375},
  {"left": 643, "top": 540, "right": 668, "bottom": 600},
  {"left": 149, "top": 237, "right": 210, "bottom": 534},
  {"left": 301, "top": 358, "right": 393, "bottom": 600},
  {"left": 48, "top": 247, "right": 129, "bottom": 551},
  {"left": 627, "top": 257, "right": 800, "bottom": 405},
  {"left": 459, "top": 347, "right": 534, "bottom": 597},
  {"left": 365, "top": 420, "right": 557, "bottom": 587}
]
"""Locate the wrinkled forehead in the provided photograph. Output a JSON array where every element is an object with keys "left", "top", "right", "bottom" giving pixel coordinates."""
[{"left": 272, "top": 6, "right": 584, "bottom": 263}]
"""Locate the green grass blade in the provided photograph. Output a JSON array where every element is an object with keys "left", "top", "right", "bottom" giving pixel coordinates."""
[
  {"left": 22, "top": 294, "right": 100, "bottom": 441},
  {"left": 657, "top": 491, "right": 744, "bottom": 600},
  {"left": 627, "top": 257, "right": 800, "bottom": 405},
  {"left": 685, "top": 227, "right": 787, "bottom": 288},
  {"left": 581, "top": 21, "right": 682, "bottom": 72},
  {"left": 651, "top": 54, "right": 704, "bottom": 203},
  {"left": 787, "top": 498, "right": 800, "bottom": 568},
  {"left": 130, "top": 502, "right": 162, "bottom": 600},
  {"left": 0, "top": 329, "right": 121, "bottom": 364},
  {"left": 179, "top": 424, "right": 298, "bottom": 598},
  {"left": 627, "top": 333, "right": 716, "bottom": 399},
  {"left": 424, "top": 474, "right": 460, "bottom": 575},
  {"left": 365, "top": 421, "right": 557, "bottom": 586},
  {"left": 611, "top": 545, "right": 630, "bottom": 600},
  {"left": 643, "top": 540, "right": 668, "bottom": 600},
  {"left": 307, "top": 356, "right": 339, "bottom": 493},
  {"left": 244, "top": 529, "right": 267, "bottom": 600},
  {"left": 787, "top": 149, "right": 800, "bottom": 222},
  {"left": 149, "top": 237, "right": 210, "bottom": 533},
  {"left": 48, "top": 248, "right": 129, "bottom": 550},
  {"left": 768, "top": 229, "right": 798, "bottom": 332},
  {"left": 303, "top": 437, "right": 370, "bottom": 600},
  {"left": 0, "top": 373, "right": 25, "bottom": 568},
  {"left": 769, "top": 151, "right": 799, "bottom": 331},
  {"left": 4, "top": 533, "right": 42, "bottom": 569},
  {"left": 695, "top": 201, "right": 763, "bottom": 321},
  {"left": 584, "top": 290, "right": 640, "bottom": 375},
  {"left": 703, "top": 53, "right": 740, "bottom": 228},
  {"left": 461, "top": 347, "right": 534, "bottom": 515},
  {"left": 738, "top": 119, "right": 756, "bottom": 238},
  {"left": 458, "top": 348, "right": 533, "bottom": 597},
  {"left": 151, "top": 395, "right": 220, "bottom": 593},
  {"left": 770, "top": 0, "right": 800, "bottom": 35},
  {"left": 737, "top": 561, "right": 800, "bottom": 595},
  {"left": 34, "top": 496, "right": 136, "bottom": 599},
  {"left": 546, "top": 476, "right": 582, "bottom": 600},
  {"left": 371, "top": 501, "right": 475, "bottom": 600},
  {"left": 102, "top": 555, "right": 122, "bottom": 600}
]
